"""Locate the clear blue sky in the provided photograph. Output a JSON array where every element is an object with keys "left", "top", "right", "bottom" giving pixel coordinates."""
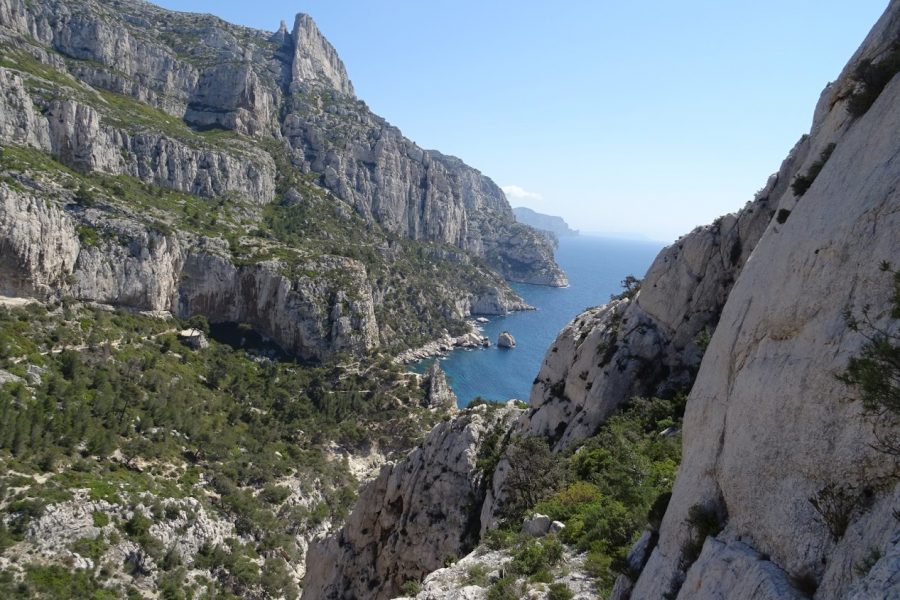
[{"left": 154, "top": 1, "right": 888, "bottom": 242}]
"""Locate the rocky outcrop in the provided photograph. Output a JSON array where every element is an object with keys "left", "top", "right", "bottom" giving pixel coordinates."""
[
  {"left": 177, "top": 251, "right": 379, "bottom": 360},
  {"left": 425, "top": 362, "right": 458, "bottom": 409},
  {"left": 390, "top": 545, "right": 596, "bottom": 600},
  {"left": 302, "top": 404, "right": 523, "bottom": 600},
  {"left": 0, "top": 184, "right": 378, "bottom": 359},
  {"left": 523, "top": 148, "right": 790, "bottom": 449},
  {"left": 0, "top": 184, "right": 80, "bottom": 298},
  {"left": 395, "top": 330, "right": 492, "bottom": 365},
  {"left": 0, "top": 0, "right": 282, "bottom": 135},
  {"left": 497, "top": 331, "right": 516, "bottom": 349},
  {"left": 0, "top": 0, "right": 564, "bottom": 287},
  {"left": 25, "top": 493, "right": 236, "bottom": 573},
  {"left": 0, "top": 63, "right": 276, "bottom": 203},
  {"left": 282, "top": 103, "right": 566, "bottom": 286},
  {"left": 0, "top": 68, "right": 50, "bottom": 148},
  {"left": 289, "top": 13, "right": 354, "bottom": 96},
  {"left": 600, "top": 4, "right": 900, "bottom": 598}
]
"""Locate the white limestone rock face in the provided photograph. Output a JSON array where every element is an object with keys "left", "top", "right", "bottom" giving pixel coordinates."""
[
  {"left": 846, "top": 531, "right": 900, "bottom": 600},
  {"left": 42, "top": 99, "right": 276, "bottom": 203},
  {"left": 302, "top": 404, "right": 523, "bottom": 600},
  {"left": 0, "top": 69, "right": 50, "bottom": 149},
  {"left": 290, "top": 13, "right": 354, "bottom": 96},
  {"left": 0, "top": 185, "right": 79, "bottom": 298},
  {"left": 281, "top": 103, "right": 567, "bottom": 287},
  {"left": 426, "top": 362, "right": 459, "bottom": 409},
  {"left": 524, "top": 158, "right": 788, "bottom": 450},
  {"left": 630, "top": 5, "right": 900, "bottom": 597},
  {"left": 674, "top": 539, "right": 807, "bottom": 600},
  {"left": 0, "top": 185, "right": 377, "bottom": 359},
  {"left": 177, "top": 251, "right": 379, "bottom": 360},
  {"left": 0, "top": 0, "right": 282, "bottom": 135}
]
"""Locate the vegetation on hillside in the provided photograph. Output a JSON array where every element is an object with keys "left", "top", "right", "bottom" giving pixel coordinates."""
[
  {"left": 482, "top": 396, "right": 684, "bottom": 596},
  {"left": 0, "top": 302, "right": 446, "bottom": 598}
]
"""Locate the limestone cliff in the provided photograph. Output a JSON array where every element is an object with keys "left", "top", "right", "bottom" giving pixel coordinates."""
[
  {"left": 0, "top": 0, "right": 568, "bottom": 361},
  {"left": 627, "top": 4, "right": 900, "bottom": 596},
  {"left": 0, "top": 183, "right": 378, "bottom": 359},
  {"left": 523, "top": 162, "right": 784, "bottom": 450},
  {"left": 0, "top": 0, "right": 565, "bottom": 295},
  {"left": 302, "top": 404, "right": 523, "bottom": 600}
]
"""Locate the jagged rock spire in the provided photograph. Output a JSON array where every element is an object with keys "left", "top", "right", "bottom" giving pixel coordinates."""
[{"left": 289, "top": 13, "right": 354, "bottom": 96}]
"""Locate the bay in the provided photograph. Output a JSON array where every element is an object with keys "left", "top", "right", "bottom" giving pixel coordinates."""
[{"left": 416, "top": 235, "right": 665, "bottom": 407}]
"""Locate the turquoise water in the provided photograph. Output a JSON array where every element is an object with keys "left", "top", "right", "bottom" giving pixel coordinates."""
[{"left": 416, "top": 236, "right": 665, "bottom": 407}]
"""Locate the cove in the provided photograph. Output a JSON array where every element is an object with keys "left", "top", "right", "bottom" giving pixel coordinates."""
[{"left": 416, "top": 235, "right": 664, "bottom": 406}]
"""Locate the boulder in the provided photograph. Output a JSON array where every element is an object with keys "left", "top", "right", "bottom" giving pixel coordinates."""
[
  {"left": 522, "top": 513, "right": 552, "bottom": 537},
  {"left": 0, "top": 369, "right": 24, "bottom": 386},
  {"left": 497, "top": 331, "right": 516, "bottom": 349},
  {"left": 178, "top": 328, "right": 209, "bottom": 350}
]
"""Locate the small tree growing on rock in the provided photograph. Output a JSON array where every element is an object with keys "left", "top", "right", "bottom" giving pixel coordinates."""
[
  {"left": 497, "top": 436, "right": 563, "bottom": 524},
  {"left": 838, "top": 261, "right": 900, "bottom": 456}
]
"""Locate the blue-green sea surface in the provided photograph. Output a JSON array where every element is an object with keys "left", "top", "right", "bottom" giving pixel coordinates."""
[{"left": 416, "top": 235, "right": 664, "bottom": 407}]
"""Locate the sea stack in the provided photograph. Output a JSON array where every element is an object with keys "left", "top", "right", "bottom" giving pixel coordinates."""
[{"left": 497, "top": 331, "right": 517, "bottom": 348}]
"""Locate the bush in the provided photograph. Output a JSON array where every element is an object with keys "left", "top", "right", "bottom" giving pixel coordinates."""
[
  {"left": 791, "top": 143, "right": 836, "bottom": 197},
  {"left": 838, "top": 262, "right": 900, "bottom": 454},
  {"left": 74, "top": 184, "right": 96, "bottom": 207},
  {"left": 510, "top": 537, "right": 563, "bottom": 578},
  {"left": 486, "top": 576, "right": 524, "bottom": 600},
  {"left": 680, "top": 503, "right": 725, "bottom": 568},
  {"left": 399, "top": 580, "right": 422, "bottom": 596},
  {"left": 808, "top": 483, "right": 858, "bottom": 541},
  {"left": 548, "top": 583, "right": 575, "bottom": 600},
  {"left": 496, "top": 436, "right": 562, "bottom": 523},
  {"left": 465, "top": 563, "right": 489, "bottom": 586},
  {"left": 846, "top": 45, "right": 900, "bottom": 117},
  {"left": 92, "top": 511, "right": 110, "bottom": 528}
]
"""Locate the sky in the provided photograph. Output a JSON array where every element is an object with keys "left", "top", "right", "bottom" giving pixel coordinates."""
[{"left": 154, "top": 1, "right": 889, "bottom": 242}]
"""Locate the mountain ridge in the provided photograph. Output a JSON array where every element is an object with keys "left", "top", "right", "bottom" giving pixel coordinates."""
[
  {"left": 0, "top": 0, "right": 566, "bottom": 360},
  {"left": 513, "top": 206, "right": 578, "bottom": 238}
]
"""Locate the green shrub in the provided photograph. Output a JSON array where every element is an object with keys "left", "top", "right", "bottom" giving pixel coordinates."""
[
  {"left": 400, "top": 580, "right": 422, "bottom": 596},
  {"left": 74, "top": 184, "right": 97, "bottom": 207},
  {"left": 465, "top": 563, "right": 489, "bottom": 586},
  {"left": 496, "top": 436, "right": 562, "bottom": 523},
  {"left": 680, "top": 503, "right": 725, "bottom": 567},
  {"left": 260, "top": 484, "right": 291, "bottom": 505},
  {"left": 71, "top": 535, "right": 107, "bottom": 562},
  {"left": 548, "top": 582, "right": 575, "bottom": 600},
  {"left": 76, "top": 225, "right": 100, "bottom": 247},
  {"left": 481, "top": 527, "right": 522, "bottom": 551},
  {"left": 846, "top": 45, "right": 900, "bottom": 117},
  {"left": 839, "top": 262, "right": 900, "bottom": 454},
  {"left": 510, "top": 537, "right": 563, "bottom": 577},
  {"left": 808, "top": 483, "right": 858, "bottom": 541},
  {"left": 791, "top": 143, "right": 836, "bottom": 197},
  {"left": 23, "top": 564, "right": 113, "bottom": 599},
  {"left": 486, "top": 576, "right": 525, "bottom": 600}
]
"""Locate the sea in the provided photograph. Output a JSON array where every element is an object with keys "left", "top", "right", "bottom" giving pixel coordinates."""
[{"left": 414, "top": 235, "right": 665, "bottom": 407}]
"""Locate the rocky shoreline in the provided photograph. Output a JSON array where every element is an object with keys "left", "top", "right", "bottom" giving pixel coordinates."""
[{"left": 394, "top": 320, "right": 493, "bottom": 364}]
